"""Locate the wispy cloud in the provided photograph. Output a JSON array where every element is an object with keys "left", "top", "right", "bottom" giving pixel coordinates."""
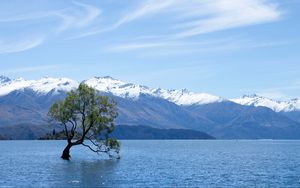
[
  {"left": 0, "top": 1, "right": 284, "bottom": 55},
  {"left": 0, "top": 2, "right": 101, "bottom": 53},
  {"left": 54, "top": 2, "right": 101, "bottom": 33},
  {"left": 0, "top": 2, "right": 101, "bottom": 31},
  {"left": 70, "top": 0, "right": 173, "bottom": 39},
  {"left": 71, "top": 0, "right": 284, "bottom": 55},
  {"left": 0, "top": 11, "right": 54, "bottom": 22},
  {"left": 105, "top": 37, "right": 296, "bottom": 54},
  {"left": 173, "top": 0, "right": 281, "bottom": 38},
  {"left": 105, "top": 42, "right": 169, "bottom": 52},
  {"left": 73, "top": 0, "right": 281, "bottom": 40},
  {"left": 72, "top": 2, "right": 101, "bottom": 28},
  {"left": 2, "top": 64, "right": 65, "bottom": 74},
  {"left": 112, "top": 0, "right": 173, "bottom": 29},
  {"left": 0, "top": 36, "right": 45, "bottom": 54}
]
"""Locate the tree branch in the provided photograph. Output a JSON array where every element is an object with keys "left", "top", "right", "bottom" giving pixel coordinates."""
[
  {"left": 63, "top": 123, "right": 71, "bottom": 143},
  {"left": 86, "top": 137, "right": 99, "bottom": 147},
  {"left": 81, "top": 142, "right": 108, "bottom": 153}
]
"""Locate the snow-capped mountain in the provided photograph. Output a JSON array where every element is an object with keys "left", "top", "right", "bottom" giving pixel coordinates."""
[
  {"left": 1, "top": 75, "right": 299, "bottom": 111},
  {"left": 231, "top": 94, "right": 300, "bottom": 112},
  {"left": 84, "top": 76, "right": 224, "bottom": 105},
  {"left": 1, "top": 75, "right": 300, "bottom": 139},
  {"left": 0, "top": 76, "right": 79, "bottom": 96},
  {"left": 84, "top": 76, "right": 153, "bottom": 99},
  {"left": 0, "top": 75, "right": 223, "bottom": 105},
  {"left": 0, "top": 75, "right": 223, "bottom": 106}
]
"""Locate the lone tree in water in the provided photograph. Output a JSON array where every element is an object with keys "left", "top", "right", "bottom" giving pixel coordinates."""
[{"left": 48, "top": 83, "right": 120, "bottom": 160}]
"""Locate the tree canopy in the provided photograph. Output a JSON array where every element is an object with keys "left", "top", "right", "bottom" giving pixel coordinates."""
[{"left": 48, "top": 83, "right": 120, "bottom": 160}]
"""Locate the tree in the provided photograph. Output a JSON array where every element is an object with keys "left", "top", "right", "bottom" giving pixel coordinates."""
[{"left": 48, "top": 83, "right": 120, "bottom": 160}]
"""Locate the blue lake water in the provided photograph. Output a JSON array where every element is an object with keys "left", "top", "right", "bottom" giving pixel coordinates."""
[{"left": 0, "top": 140, "right": 300, "bottom": 187}]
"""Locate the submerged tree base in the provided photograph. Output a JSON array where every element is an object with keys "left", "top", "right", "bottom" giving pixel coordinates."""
[
  {"left": 61, "top": 144, "right": 72, "bottom": 160},
  {"left": 61, "top": 153, "right": 71, "bottom": 160}
]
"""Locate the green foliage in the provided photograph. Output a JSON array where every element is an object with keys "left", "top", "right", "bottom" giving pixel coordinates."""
[{"left": 48, "top": 83, "right": 120, "bottom": 158}]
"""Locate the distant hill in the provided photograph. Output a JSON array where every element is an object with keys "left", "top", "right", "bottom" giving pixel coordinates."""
[
  {"left": 0, "top": 134, "right": 9, "bottom": 140},
  {"left": 0, "top": 124, "right": 60, "bottom": 140},
  {"left": 184, "top": 101, "right": 300, "bottom": 139},
  {"left": 39, "top": 125, "right": 215, "bottom": 140},
  {"left": 111, "top": 125, "right": 215, "bottom": 140}
]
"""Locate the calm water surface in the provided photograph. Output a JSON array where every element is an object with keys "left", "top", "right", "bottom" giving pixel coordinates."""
[{"left": 0, "top": 140, "right": 300, "bottom": 187}]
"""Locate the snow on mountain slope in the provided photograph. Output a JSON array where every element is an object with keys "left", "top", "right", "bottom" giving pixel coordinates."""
[
  {"left": 84, "top": 76, "right": 153, "bottom": 99},
  {"left": 0, "top": 76, "right": 11, "bottom": 84},
  {"left": 1, "top": 76, "right": 299, "bottom": 110},
  {"left": 0, "top": 76, "right": 79, "bottom": 96},
  {"left": 84, "top": 76, "right": 224, "bottom": 105},
  {"left": 153, "top": 88, "right": 223, "bottom": 105},
  {"left": 231, "top": 94, "right": 300, "bottom": 112},
  {"left": 0, "top": 75, "right": 223, "bottom": 105}
]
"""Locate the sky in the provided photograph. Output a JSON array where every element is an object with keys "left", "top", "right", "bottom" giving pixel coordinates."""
[{"left": 0, "top": 0, "right": 300, "bottom": 99}]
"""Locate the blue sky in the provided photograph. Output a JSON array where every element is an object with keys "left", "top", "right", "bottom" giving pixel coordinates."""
[{"left": 0, "top": 0, "right": 300, "bottom": 99}]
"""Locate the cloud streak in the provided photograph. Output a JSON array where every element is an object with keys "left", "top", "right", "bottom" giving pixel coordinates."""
[
  {"left": 54, "top": 2, "right": 101, "bottom": 32},
  {"left": 105, "top": 42, "right": 169, "bottom": 52},
  {"left": 0, "top": 36, "right": 45, "bottom": 54},
  {"left": 74, "top": 0, "right": 281, "bottom": 39},
  {"left": 105, "top": 37, "right": 296, "bottom": 55},
  {"left": 174, "top": 0, "right": 281, "bottom": 38},
  {"left": 72, "top": 0, "right": 283, "bottom": 56},
  {"left": 0, "top": 2, "right": 101, "bottom": 54},
  {"left": 112, "top": 0, "right": 173, "bottom": 30},
  {"left": 0, "top": 1, "right": 284, "bottom": 55},
  {"left": 0, "top": 2, "right": 101, "bottom": 30},
  {"left": 2, "top": 64, "right": 65, "bottom": 74},
  {"left": 69, "top": 0, "right": 174, "bottom": 39}
]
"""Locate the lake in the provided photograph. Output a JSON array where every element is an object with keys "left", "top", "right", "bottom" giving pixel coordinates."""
[{"left": 0, "top": 140, "right": 300, "bottom": 187}]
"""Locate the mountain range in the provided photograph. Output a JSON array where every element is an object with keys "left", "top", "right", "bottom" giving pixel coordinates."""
[{"left": 0, "top": 75, "right": 300, "bottom": 139}]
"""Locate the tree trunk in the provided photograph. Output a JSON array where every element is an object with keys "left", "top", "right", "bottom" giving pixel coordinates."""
[{"left": 61, "top": 143, "right": 72, "bottom": 160}]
